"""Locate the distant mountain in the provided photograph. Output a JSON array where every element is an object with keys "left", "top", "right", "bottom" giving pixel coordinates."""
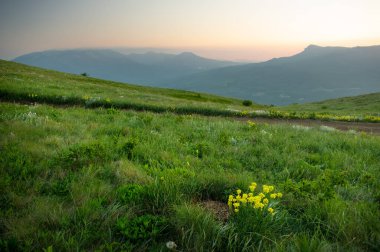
[
  {"left": 166, "top": 45, "right": 380, "bottom": 105},
  {"left": 13, "top": 46, "right": 380, "bottom": 105},
  {"left": 13, "top": 49, "right": 240, "bottom": 86}
]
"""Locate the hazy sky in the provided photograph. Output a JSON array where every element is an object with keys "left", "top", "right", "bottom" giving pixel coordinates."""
[{"left": 1, "top": 0, "right": 379, "bottom": 61}]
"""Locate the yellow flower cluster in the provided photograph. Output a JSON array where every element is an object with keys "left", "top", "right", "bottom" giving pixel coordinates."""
[
  {"left": 247, "top": 120, "right": 257, "bottom": 128},
  {"left": 228, "top": 182, "right": 282, "bottom": 214},
  {"left": 82, "top": 95, "right": 90, "bottom": 100},
  {"left": 363, "top": 115, "right": 380, "bottom": 123}
]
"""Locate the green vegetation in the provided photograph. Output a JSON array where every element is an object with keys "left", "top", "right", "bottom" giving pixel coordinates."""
[
  {"left": 280, "top": 92, "right": 380, "bottom": 115},
  {"left": 0, "top": 60, "right": 265, "bottom": 114},
  {"left": 242, "top": 100, "right": 252, "bottom": 106},
  {"left": 1, "top": 101, "right": 379, "bottom": 251},
  {"left": 1, "top": 60, "right": 380, "bottom": 122},
  {"left": 1, "top": 60, "right": 380, "bottom": 251}
]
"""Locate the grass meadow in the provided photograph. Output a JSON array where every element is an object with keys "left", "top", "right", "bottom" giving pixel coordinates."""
[
  {"left": 1, "top": 60, "right": 380, "bottom": 122},
  {"left": 1, "top": 101, "right": 379, "bottom": 251}
]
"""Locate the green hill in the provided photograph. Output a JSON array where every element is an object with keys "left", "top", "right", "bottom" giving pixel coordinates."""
[
  {"left": 0, "top": 59, "right": 265, "bottom": 113},
  {"left": 1, "top": 60, "right": 379, "bottom": 122},
  {"left": 1, "top": 59, "right": 380, "bottom": 251},
  {"left": 279, "top": 92, "right": 380, "bottom": 115}
]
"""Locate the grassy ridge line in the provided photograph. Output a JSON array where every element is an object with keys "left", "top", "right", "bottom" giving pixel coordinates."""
[
  {"left": 1, "top": 88, "right": 380, "bottom": 123},
  {"left": 279, "top": 92, "right": 380, "bottom": 115},
  {"left": 0, "top": 89, "right": 239, "bottom": 116}
]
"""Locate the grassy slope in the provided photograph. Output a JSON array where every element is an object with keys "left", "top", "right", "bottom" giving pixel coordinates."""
[
  {"left": 279, "top": 92, "right": 380, "bottom": 115},
  {"left": 1, "top": 101, "right": 379, "bottom": 251},
  {"left": 1, "top": 60, "right": 380, "bottom": 251},
  {"left": 2, "top": 60, "right": 380, "bottom": 122},
  {"left": 0, "top": 60, "right": 265, "bottom": 112}
]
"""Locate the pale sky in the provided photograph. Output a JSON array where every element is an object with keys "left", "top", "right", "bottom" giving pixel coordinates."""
[{"left": 1, "top": 0, "right": 379, "bottom": 61}]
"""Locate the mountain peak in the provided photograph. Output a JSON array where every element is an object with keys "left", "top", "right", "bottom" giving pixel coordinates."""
[
  {"left": 304, "top": 44, "right": 323, "bottom": 51},
  {"left": 177, "top": 52, "right": 199, "bottom": 57}
]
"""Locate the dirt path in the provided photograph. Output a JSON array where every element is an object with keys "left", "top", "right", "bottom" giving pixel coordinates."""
[{"left": 236, "top": 117, "right": 380, "bottom": 135}]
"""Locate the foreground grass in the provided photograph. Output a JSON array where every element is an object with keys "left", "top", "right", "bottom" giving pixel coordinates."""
[{"left": 1, "top": 102, "right": 379, "bottom": 251}]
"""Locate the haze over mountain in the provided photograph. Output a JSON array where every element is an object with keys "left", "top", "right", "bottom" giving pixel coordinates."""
[
  {"left": 13, "top": 45, "right": 380, "bottom": 105},
  {"left": 166, "top": 45, "right": 380, "bottom": 105},
  {"left": 13, "top": 49, "right": 240, "bottom": 86}
]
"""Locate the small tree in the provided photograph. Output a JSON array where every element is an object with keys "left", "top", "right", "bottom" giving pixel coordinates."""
[{"left": 80, "top": 72, "right": 88, "bottom": 77}]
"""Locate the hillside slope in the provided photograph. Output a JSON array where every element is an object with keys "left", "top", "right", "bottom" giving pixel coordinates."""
[
  {"left": 168, "top": 45, "right": 380, "bottom": 105},
  {"left": 1, "top": 60, "right": 380, "bottom": 123},
  {"left": 280, "top": 92, "right": 380, "bottom": 115},
  {"left": 0, "top": 59, "right": 264, "bottom": 112}
]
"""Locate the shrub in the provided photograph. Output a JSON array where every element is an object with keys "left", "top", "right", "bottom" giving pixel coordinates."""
[{"left": 242, "top": 100, "right": 252, "bottom": 106}]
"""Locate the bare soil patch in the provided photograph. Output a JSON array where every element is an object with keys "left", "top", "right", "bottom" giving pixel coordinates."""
[{"left": 200, "top": 200, "right": 230, "bottom": 222}]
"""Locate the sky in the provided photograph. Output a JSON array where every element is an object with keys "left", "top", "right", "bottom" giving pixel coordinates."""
[{"left": 1, "top": 0, "right": 380, "bottom": 61}]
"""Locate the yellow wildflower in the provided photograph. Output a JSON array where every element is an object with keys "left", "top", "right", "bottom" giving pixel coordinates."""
[
  {"left": 263, "top": 185, "right": 270, "bottom": 193},
  {"left": 268, "top": 208, "right": 274, "bottom": 214},
  {"left": 277, "top": 192, "right": 283, "bottom": 198},
  {"left": 270, "top": 193, "right": 277, "bottom": 199},
  {"left": 233, "top": 203, "right": 240, "bottom": 208},
  {"left": 263, "top": 198, "right": 269, "bottom": 205},
  {"left": 237, "top": 189, "right": 242, "bottom": 195}
]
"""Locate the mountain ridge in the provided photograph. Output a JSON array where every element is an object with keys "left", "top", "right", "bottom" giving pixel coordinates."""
[
  {"left": 13, "top": 49, "right": 241, "bottom": 86},
  {"left": 166, "top": 45, "right": 380, "bottom": 105},
  {"left": 12, "top": 45, "right": 380, "bottom": 105}
]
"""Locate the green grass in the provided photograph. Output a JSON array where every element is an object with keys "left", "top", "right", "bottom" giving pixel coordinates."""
[
  {"left": 1, "top": 59, "right": 380, "bottom": 251},
  {"left": 1, "top": 60, "right": 380, "bottom": 122},
  {"left": 0, "top": 60, "right": 265, "bottom": 113},
  {"left": 279, "top": 92, "right": 380, "bottom": 116},
  {"left": 1, "top": 102, "right": 379, "bottom": 251}
]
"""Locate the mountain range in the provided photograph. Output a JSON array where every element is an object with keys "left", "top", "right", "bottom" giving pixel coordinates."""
[
  {"left": 13, "top": 49, "right": 239, "bottom": 86},
  {"left": 13, "top": 45, "right": 380, "bottom": 105}
]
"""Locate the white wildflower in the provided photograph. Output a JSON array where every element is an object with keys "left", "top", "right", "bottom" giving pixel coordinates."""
[{"left": 166, "top": 241, "right": 177, "bottom": 250}]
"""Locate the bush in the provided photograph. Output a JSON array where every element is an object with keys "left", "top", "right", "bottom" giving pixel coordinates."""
[{"left": 242, "top": 100, "right": 252, "bottom": 106}]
